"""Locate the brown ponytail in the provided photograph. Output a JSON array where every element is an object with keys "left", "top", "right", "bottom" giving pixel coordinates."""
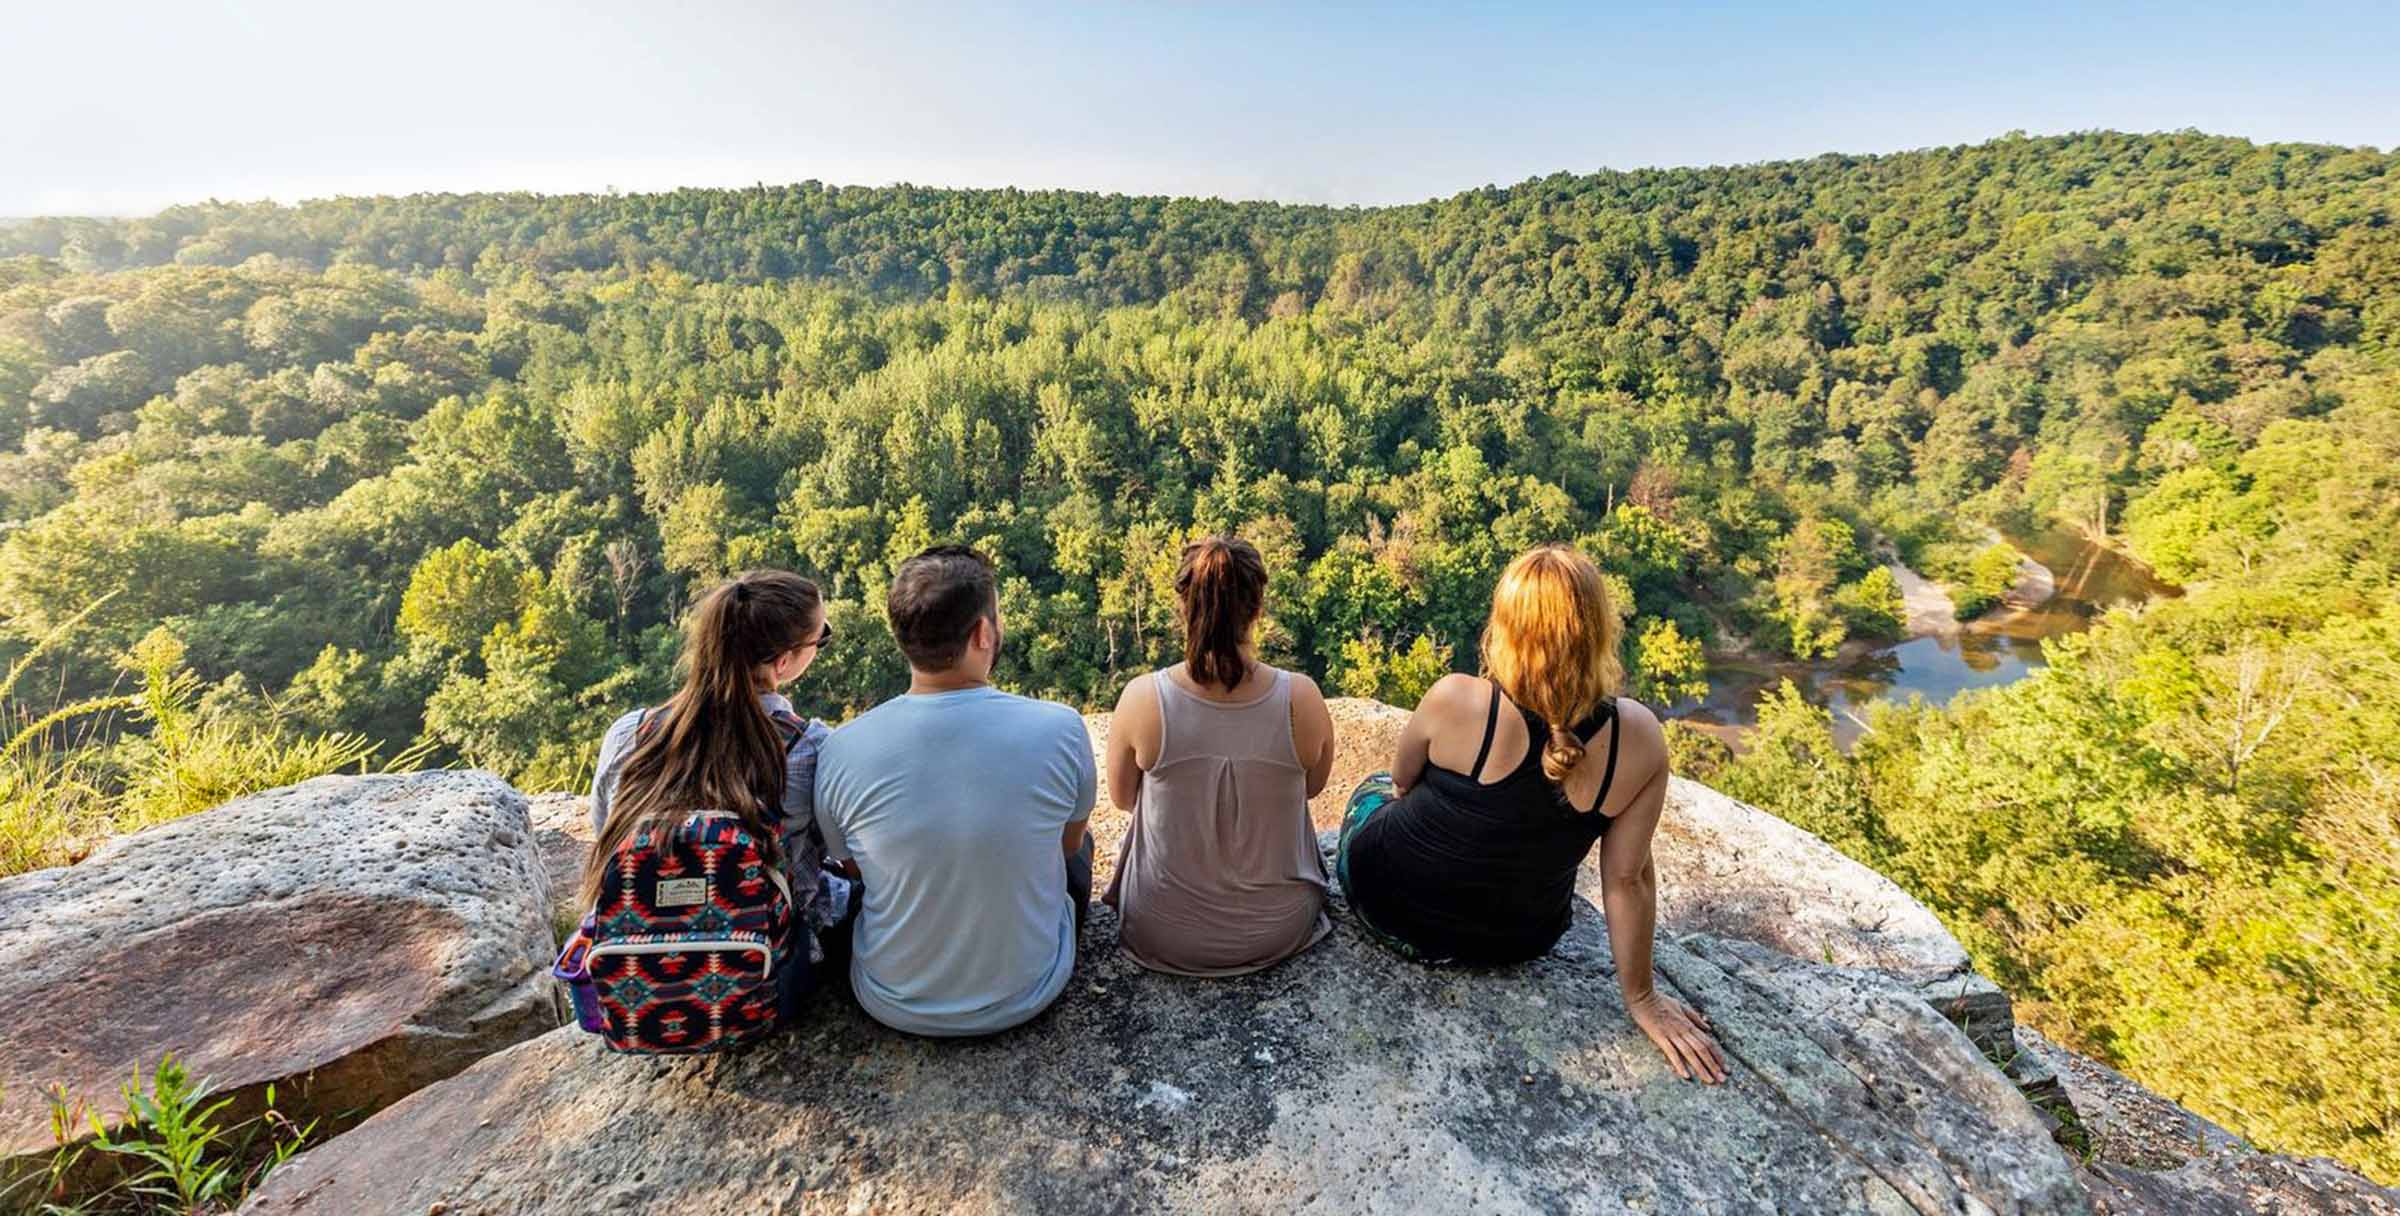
[
  {"left": 1174, "top": 535, "right": 1268, "bottom": 692},
  {"left": 581, "top": 570, "right": 823, "bottom": 911}
]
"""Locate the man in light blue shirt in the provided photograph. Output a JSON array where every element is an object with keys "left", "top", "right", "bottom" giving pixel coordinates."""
[{"left": 814, "top": 545, "right": 1095, "bottom": 1036}]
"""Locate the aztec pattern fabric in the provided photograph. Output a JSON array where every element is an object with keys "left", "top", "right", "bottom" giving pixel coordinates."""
[{"left": 576, "top": 812, "right": 793, "bottom": 1054}]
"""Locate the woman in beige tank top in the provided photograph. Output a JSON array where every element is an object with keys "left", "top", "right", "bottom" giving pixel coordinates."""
[{"left": 1102, "top": 536, "right": 1337, "bottom": 975}]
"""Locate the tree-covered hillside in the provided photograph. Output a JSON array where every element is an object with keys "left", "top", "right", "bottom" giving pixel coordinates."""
[{"left": 2, "top": 130, "right": 2395, "bottom": 1177}]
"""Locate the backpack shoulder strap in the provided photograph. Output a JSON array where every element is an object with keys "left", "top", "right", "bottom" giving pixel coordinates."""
[{"left": 766, "top": 707, "right": 808, "bottom": 756}]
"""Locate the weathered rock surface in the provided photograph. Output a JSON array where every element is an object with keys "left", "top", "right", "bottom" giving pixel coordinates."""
[
  {"left": 529, "top": 790, "right": 590, "bottom": 935},
  {"left": 0, "top": 771, "right": 562, "bottom": 1169},
  {"left": 504, "top": 697, "right": 2395, "bottom": 1208},
  {"left": 2081, "top": 1150, "right": 2400, "bottom": 1216},
  {"left": 1626, "top": 777, "right": 2011, "bottom": 1054},
  {"left": 2015, "top": 1028, "right": 2400, "bottom": 1215},
  {"left": 244, "top": 878, "right": 2087, "bottom": 1215},
  {"left": 2014, "top": 1026, "right": 2241, "bottom": 1171},
  {"left": 1633, "top": 778, "right": 1968, "bottom": 978}
]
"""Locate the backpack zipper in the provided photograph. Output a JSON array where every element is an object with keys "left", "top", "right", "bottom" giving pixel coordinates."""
[{"left": 588, "top": 936, "right": 776, "bottom": 981}]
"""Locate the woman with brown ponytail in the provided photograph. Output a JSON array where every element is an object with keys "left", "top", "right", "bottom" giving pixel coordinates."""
[
  {"left": 582, "top": 570, "right": 850, "bottom": 1004},
  {"left": 1336, "top": 545, "right": 1726, "bottom": 1085},
  {"left": 1102, "top": 535, "right": 1337, "bottom": 975}
]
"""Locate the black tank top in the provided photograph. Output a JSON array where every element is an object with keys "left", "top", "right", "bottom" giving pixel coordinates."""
[{"left": 1346, "top": 681, "right": 1623, "bottom": 964}]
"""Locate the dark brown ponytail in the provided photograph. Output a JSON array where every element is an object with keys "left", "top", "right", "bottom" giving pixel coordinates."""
[
  {"left": 1175, "top": 536, "right": 1267, "bottom": 692},
  {"left": 581, "top": 570, "right": 822, "bottom": 911}
]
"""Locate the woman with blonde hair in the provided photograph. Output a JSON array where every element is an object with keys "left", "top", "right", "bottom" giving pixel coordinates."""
[{"left": 1337, "top": 545, "right": 1725, "bottom": 1084}]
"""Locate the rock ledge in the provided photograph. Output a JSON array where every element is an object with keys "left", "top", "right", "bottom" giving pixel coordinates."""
[
  {"left": 0, "top": 771, "right": 561, "bottom": 1168},
  {"left": 244, "top": 880, "right": 2086, "bottom": 1215}
]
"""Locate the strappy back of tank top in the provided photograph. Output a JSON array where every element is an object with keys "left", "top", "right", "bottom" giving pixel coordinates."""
[{"left": 1455, "top": 678, "right": 1624, "bottom": 815}]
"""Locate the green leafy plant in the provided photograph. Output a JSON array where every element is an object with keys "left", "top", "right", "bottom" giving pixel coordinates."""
[
  {"left": 91, "top": 1056, "right": 244, "bottom": 1212},
  {"left": 109, "top": 630, "right": 421, "bottom": 835},
  {"left": 2, "top": 1056, "right": 315, "bottom": 1215}
]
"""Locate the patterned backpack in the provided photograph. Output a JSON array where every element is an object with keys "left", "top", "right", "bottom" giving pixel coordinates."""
[{"left": 554, "top": 709, "right": 805, "bottom": 1055}]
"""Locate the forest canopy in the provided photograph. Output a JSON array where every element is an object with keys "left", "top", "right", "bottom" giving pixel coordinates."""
[{"left": 2, "top": 129, "right": 2395, "bottom": 1178}]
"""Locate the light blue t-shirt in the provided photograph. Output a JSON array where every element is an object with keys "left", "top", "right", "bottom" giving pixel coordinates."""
[{"left": 814, "top": 686, "right": 1095, "bottom": 1036}]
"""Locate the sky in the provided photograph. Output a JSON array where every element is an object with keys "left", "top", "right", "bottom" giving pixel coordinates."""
[{"left": 6, "top": 0, "right": 2396, "bottom": 216}]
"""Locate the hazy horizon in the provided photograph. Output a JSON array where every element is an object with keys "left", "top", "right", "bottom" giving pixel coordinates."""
[
  {"left": 8, "top": 0, "right": 2398, "bottom": 218},
  {"left": 10, "top": 123, "right": 2395, "bottom": 222}
]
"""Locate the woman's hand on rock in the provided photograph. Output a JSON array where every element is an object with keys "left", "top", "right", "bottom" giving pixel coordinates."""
[{"left": 1626, "top": 989, "right": 1726, "bottom": 1084}]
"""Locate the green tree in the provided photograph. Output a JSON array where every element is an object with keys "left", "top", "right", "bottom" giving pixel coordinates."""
[
  {"left": 1833, "top": 566, "right": 1906, "bottom": 639},
  {"left": 1626, "top": 617, "right": 1709, "bottom": 707},
  {"left": 397, "top": 540, "right": 534, "bottom": 656},
  {"left": 1333, "top": 633, "right": 1452, "bottom": 707}
]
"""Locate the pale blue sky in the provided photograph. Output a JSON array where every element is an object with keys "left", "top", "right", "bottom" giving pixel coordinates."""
[{"left": 8, "top": 0, "right": 2395, "bottom": 215}]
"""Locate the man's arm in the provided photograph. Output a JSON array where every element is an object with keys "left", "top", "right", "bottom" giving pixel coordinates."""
[
  {"left": 1064, "top": 706, "right": 1097, "bottom": 856},
  {"left": 812, "top": 743, "right": 854, "bottom": 869}
]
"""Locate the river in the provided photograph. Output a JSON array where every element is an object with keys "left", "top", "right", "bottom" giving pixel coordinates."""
[{"left": 1671, "top": 527, "right": 2176, "bottom": 749}]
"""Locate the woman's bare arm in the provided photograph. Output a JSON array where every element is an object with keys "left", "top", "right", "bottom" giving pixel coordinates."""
[
  {"left": 1595, "top": 705, "right": 1726, "bottom": 1084},
  {"left": 1390, "top": 675, "right": 1469, "bottom": 795},
  {"left": 1106, "top": 674, "right": 1157, "bottom": 813},
  {"left": 1291, "top": 673, "right": 1338, "bottom": 798}
]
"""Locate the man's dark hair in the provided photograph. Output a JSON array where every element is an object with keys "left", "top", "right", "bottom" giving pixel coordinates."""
[{"left": 886, "top": 544, "right": 999, "bottom": 671}]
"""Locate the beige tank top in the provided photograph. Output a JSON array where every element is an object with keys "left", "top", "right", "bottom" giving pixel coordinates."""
[{"left": 1103, "top": 665, "right": 1330, "bottom": 976}]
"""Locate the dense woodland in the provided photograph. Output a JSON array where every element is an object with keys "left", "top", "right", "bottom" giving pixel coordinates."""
[{"left": 2, "top": 130, "right": 2394, "bottom": 1178}]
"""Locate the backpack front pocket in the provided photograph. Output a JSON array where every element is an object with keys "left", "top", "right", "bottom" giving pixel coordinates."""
[{"left": 587, "top": 930, "right": 778, "bottom": 1053}]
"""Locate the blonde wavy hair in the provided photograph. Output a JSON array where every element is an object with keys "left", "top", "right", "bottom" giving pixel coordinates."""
[{"left": 1480, "top": 545, "right": 1624, "bottom": 788}]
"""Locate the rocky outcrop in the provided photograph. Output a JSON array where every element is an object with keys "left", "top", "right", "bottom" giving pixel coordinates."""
[
  {"left": 1626, "top": 777, "right": 2011, "bottom": 1054},
  {"left": 243, "top": 874, "right": 2088, "bottom": 1215},
  {"left": 0, "top": 771, "right": 562, "bottom": 1172},
  {"left": 2014, "top": 1026, "right": 2242, "bottom": 1172},
  {"left": 2082, "top": 1148, "right": 2400, "bottom": 1216},
  {"left": 2014, "top": 1028, "right": 2400, "bottom": 1215}
]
